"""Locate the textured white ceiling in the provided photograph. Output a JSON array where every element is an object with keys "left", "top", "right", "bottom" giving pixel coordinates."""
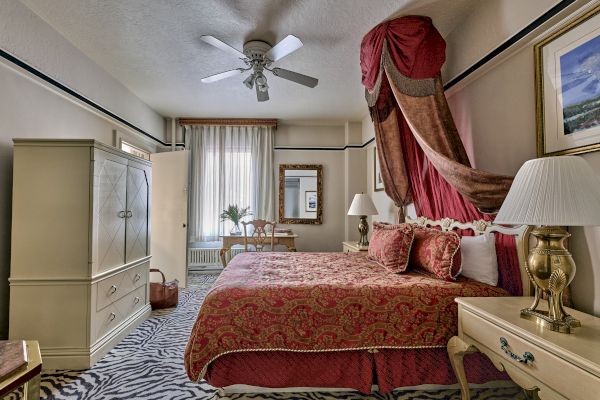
[{"left": 21, "top": 0, "right": 476, "bottom": 122}]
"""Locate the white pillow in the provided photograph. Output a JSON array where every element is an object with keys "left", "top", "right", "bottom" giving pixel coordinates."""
[{"left": 460, "top": 233, "right": 498, "bottom": 286}]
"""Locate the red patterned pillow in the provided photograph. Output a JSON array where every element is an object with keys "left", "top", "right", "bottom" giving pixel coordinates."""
[
  {"left": 368, "top": 222, "right": 414, "bottom": 273},
  {"left": 410, "top": 225, "right": 462, "bottom": 281}
]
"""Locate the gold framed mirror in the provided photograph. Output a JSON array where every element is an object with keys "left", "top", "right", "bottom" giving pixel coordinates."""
[{"left": 278, "top": 164, "right": 323, "bottom": 225}]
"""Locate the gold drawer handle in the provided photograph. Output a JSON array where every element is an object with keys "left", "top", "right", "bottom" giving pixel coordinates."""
[
  {"left": 134, "top": 296, "right": 140, "bottom": 304},
  {"left": 134, "top": 273, "right": 141, "bottom": 282},
  {"left": 109, "top": 312, "right": 116, "bottom": 321},
  {"left": 109, "top": 285, "right": 118, "bottom": 294},
  {"left": 500, "top": 337, "right": 535, "bottom": 365}
]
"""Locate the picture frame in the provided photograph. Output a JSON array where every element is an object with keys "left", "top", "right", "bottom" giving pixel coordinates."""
[
  {"left": 535, "top": 5, "right": 600, "bottom": 157},
  {"left": 305, "top": 191, "right": 317, "bottom": 212},
  {"left": 374, "top": 147, "right": 384, "bottom": 191}
]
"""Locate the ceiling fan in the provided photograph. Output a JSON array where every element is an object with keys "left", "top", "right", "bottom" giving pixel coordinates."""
[{"left": 200, "top": 35, "right": 318, "bottom": 102}]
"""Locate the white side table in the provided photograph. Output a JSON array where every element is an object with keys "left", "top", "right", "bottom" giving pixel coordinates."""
[
  {"left": 342, "top": 241, "right": 368, "bottom": 252},
  {"left": 448, "top": 297, "right": 600, "bottom": 400}
]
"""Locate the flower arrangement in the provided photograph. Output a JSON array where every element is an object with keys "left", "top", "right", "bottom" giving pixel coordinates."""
[{"left": 219, "top": 204, "right": 252, "bottom": 235}]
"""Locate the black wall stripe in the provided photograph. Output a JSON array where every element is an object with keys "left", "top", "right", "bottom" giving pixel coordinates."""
[
  {"left": 0, "top": 48, "right": 184, "bottom": 147},
  {"left": 274, "top": 137, "right": 375, "bottom": 151},
  {"left": 444, "top": 0, "right": 576, "bottom": 90}
]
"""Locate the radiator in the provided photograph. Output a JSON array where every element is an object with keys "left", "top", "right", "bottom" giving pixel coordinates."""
[{"left": 188, "top": 247, "right": 245, "bottom": 266}]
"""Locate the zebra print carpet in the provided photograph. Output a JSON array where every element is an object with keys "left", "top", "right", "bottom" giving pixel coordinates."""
[{"left": 7, "top": 272, "right": 525, "bottom": 400}]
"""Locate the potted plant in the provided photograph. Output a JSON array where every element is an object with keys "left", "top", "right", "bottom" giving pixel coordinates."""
[{"left": 220, "top": 205, "right": 252, "bottom": 235}]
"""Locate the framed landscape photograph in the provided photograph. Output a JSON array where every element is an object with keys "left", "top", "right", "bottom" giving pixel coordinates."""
[
  {"left": 374, "top": 147, "right": 384, "bottom": 191},
  {"left": 305, "top": 191, "right": 317, "bottom": 212},
  {"left": 536, "top": 5, "right": 600, "bottom": 156}
]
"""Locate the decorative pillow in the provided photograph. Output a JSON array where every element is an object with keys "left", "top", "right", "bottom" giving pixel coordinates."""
[
  {"left": 460, "top": 233, "right": 498, "bottom": 286},
  {"left": 368, "top": 222, "right": 414, "bottom": 273},
  {"left": 410, "top": 225, "right": 461, "bottom": 281}
]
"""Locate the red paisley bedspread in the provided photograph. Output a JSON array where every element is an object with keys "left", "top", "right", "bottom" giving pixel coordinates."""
[{"left": 184, "top": 252, "right": 508, "bottom": 381}]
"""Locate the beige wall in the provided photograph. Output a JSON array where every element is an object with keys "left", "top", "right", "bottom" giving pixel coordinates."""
[
  {"left": 445, "top": 0, "right": 600, "bottom": 316},
  {"left": 1, "top": 0, "right": 165, "bottom": 140},
  {"left": 0, "top": 1, "right": 166, "bottom": 338},
  {"left": 362, "top": 115, "right": 399, "bottom": 224},
  {"left": 442, "top": 0, "right": 560, "bottom": 81},
  {"left": 274, "top": 123, "right": 366, "bottom": 251}
]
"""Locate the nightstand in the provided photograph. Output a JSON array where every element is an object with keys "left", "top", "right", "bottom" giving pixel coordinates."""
[
  {"left": 342, "top": 241, "right": 368, "bottom": 252},
  {"left": 448, "top": 297, "right": 600, "bottom": 400}
]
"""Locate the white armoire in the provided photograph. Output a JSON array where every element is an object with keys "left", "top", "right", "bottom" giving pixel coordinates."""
[{"left": 9, "top": 139, "right": 152, "bottom": 370}]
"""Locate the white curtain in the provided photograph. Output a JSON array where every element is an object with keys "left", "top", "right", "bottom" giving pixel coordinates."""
[{"left": 186, "top": 125, "right": 274, "bottom": 242}]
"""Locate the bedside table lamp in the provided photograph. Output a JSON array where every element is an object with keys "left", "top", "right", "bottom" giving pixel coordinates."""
[
  {"left": 348, "top": 193, "right": 379, "bottom": 248},
  {"left": 495, "top": 156, "right": 600, "bottom": 333}
]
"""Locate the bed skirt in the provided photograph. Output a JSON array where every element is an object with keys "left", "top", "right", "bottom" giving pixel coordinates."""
[{"left": 205, "top": 348, "right": 508, "bottom": 394}]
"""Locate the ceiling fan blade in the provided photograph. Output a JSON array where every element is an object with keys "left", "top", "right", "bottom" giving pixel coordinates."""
[
  {"left": 201, "top": 68, "right": 244, "bottom": 83},
  {"left": 256, "top": 85, "right": 269, "bottom": 102},
  {"left": 265, "top": 35, "right": 303, "bottom": 61},
  {"left": 271, "top": 68, "right": 318, "bottom": 88},
  {"left": 200, "top": 35, "right": 245, "bottom": 59}
]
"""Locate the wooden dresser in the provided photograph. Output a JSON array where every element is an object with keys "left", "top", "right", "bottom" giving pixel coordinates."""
[
  {"left": 9, "top": 139, "right": 152, "bottom": 370},
  {"left": 448, "top": 297, "right": 600, "bottom": 400}
]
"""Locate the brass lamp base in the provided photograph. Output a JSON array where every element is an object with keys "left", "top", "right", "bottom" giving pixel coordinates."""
[
  {"left": 520, "top": 308, "right": 581, "bottom": 334},
  {"left": 523, "top": 226, "right": 580, "bottom": 333},
  {"left": 358, "top": 215, "right": 369, "bottom": 247}
]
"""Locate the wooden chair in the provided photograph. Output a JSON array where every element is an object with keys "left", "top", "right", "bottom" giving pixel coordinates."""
[{"left": 241, "top": 219, "right": 276, "bottom": 252}]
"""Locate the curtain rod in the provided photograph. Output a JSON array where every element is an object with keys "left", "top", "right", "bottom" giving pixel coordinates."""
[{"left": 178, "top": 118, "right": 278, "bottom": 127}]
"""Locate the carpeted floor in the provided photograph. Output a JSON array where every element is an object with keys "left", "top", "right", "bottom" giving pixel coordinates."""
[{"left": 7, "top": 271, "right": 525, "bottom": 400}]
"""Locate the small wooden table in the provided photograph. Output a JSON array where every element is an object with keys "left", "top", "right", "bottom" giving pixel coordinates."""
[
  {"left": 0, "top": 341, "right": 42, "bottom": 400},
  {"left": 219, "top": 233, "right": 298, "bottom": 267},
  {"left": 448, "top": 297, "right": 600, "bottom": 400}
]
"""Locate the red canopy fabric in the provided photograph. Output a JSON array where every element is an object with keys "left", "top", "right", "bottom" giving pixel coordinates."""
[
  {"left": 360, "top": 16, "right": 522, "bottom": 295},
  {"left": 360, "top": 15, "right": 513, "bottom": 218},
  {"left": 361, "top": 16, "right": 446, "bottom": 88}
]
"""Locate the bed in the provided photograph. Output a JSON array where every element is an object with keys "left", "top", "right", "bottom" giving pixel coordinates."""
[{"left": 184, "top": 217, "right": 531, "bottom": 394}]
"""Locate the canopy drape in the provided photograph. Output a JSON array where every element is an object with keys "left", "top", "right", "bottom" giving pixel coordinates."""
[
  {"left": 360, "top": 16, "right": 522, "bottom": 295},
  {"left": 361, "top": 16, "right": 513, "bottom": 221}
]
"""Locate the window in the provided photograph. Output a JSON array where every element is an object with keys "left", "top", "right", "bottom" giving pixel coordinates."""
[
  {"left": 120, "top": 140, "right": 150, "bottom": 160},
  {"left": 186, "top": 125, "right": 274, "bottom": 243}
]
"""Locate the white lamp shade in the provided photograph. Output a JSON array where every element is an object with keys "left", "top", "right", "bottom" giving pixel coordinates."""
[
  {"left": 494, "top": 156, "right": 600, "bottom": 226},
  {"left": 348, "top": 194, "right": 379, "bottom": 216}
]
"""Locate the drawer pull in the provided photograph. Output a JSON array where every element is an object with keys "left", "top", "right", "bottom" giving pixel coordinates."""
[
  {"left": 109, "top": 312, "right": 116, "bottom": 321},
  {"left": 109, "top": 285, "right": 118, "bottom": 294},
  {"left": 134, "top": 296, "right": 140, "bottom": 304},
  {"left": 134, "top": 273, "right": 141, "bottom": 282},
  {"left": 500, "top": 337, "right": 535, "bottom": 365}
]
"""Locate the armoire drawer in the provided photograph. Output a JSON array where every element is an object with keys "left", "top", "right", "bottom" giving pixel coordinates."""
[
  {"left": 93, "top": 284, "right": 147, "bottom": 342},
  {"left": 96, "top": 263, "right": 148, "bottom": 311},
  {"left": 126, "top": 263, "right": 148, "bottom": 290}
]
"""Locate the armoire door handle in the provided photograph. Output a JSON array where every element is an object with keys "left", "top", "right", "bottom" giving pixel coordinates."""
[
  {"left": 118, "top": 211, "right": 126, "bottom": 218},
  {"left": 126, "top": 211, "right": 133, "bottom": 218}
]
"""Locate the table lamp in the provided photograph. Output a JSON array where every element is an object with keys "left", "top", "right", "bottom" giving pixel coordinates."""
[
  {"left": 348, "top": 193, "right": 379, "bottom": 248},
  {"left": 495, "top": 156, "right": 600, "bottom": 333}
]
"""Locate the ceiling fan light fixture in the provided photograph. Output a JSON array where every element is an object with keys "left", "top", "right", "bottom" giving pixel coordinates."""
[
  {"left": 255, "top": 73, "right": 267, "bottom": 86},
  {"left": 258, "top": 83, "right": 269, "bottom": 93},
  {"left": 255, "top": 72, "right": 269, "bottom": 92},
  {"left": 243, "top": 73, "right": 255, "bottom": 89},
  {"left": 199, "top": 34, "right": 318, "bottom": 102}
]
